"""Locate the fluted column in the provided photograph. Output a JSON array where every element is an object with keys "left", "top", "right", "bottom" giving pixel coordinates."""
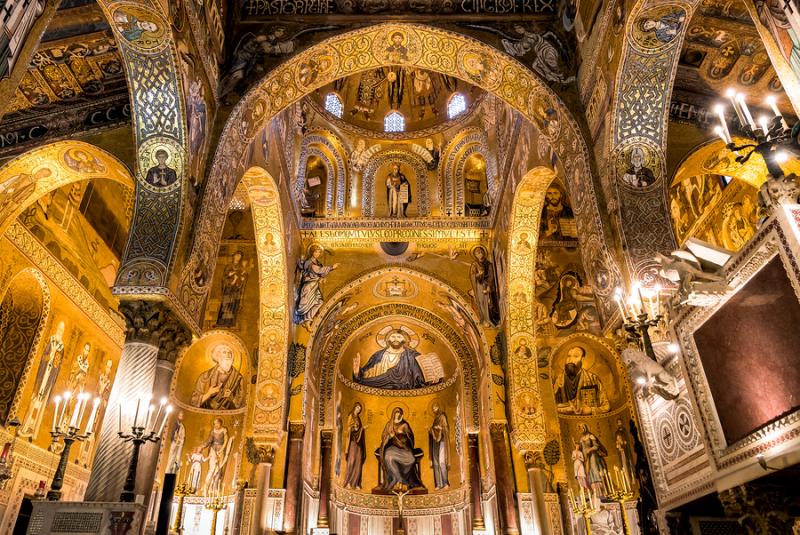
[
  {"left": 283, "top": 422, "right": 305, "bottom": 534},
  {"left": 523, "top": 451, "right": 551, "bottom": 535},
  {"left": 490, "top": 422, "right": 520, "bottom": 535},
  {"left": 317, "top": 431, "right": 334, "bottom": 528},
  {"left": 85, "top": 300, "right": 190, "bottom": 502},
  {"left": 246, "top": 438, "right": 274, "bottom": 535},
  {"left": 468, "top": 433, "right": 486, "bottom": 531}
]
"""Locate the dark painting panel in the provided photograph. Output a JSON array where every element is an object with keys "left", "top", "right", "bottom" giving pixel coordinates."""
[{"left": 694, "top": 256, "right": 800, "bottom": 445}]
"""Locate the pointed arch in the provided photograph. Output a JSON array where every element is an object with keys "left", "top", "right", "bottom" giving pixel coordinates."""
[
  {"left": 294, "top": 131, "right": 349, "bottom": 216},
  {"left": 441, "top": 127, "right": 498, "bottom": 217},
  {"left": 0, "top": 141, "right": 134, "bottom": 236},
  {"left": 240, "top": 166, "right": 290, "bottom": 444},
  {"left": 361, "top": 149, "right": 429, "bottom": 217}
]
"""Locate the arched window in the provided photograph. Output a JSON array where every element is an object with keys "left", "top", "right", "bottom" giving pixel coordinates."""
[
  {"left": 447, "top": 93, "right": 467, "bottom": 119},
  {"left": 384, "top": 111, "right": 405, "bottom": 132},
  {"left": 324, "top": 93, "right": 344, "bottom": 118}
]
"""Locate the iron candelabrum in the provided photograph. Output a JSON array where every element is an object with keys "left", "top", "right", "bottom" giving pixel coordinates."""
[
  {"left": 117, "top": 395, "right": 172, "bottom": 502},
  {"left": 47, "top": 392, "right": 100, "bottom": 500}
]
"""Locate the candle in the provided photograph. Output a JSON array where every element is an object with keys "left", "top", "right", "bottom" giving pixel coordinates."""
[
  {"left": 68, "top": 391, "right": 83, "bottom": 429},
  {"left": 76, "top": 394, "right": 89, "bottom": 429},
  {"left": 144, "top": 404, "right": 155, "bottom": 432},
  {"left": 766, "top": 95, "right": 788, "bottom": 129},
  {"left": 736, "top": 93, "right": 756, "bottom": 129},
  {"left": 614, "top": 288, "right": 627, "bottom": 319},
  {"left": 726, "top": 88, "right": 745, "bottom": 125},
  {"left": 60, "top": 392, "right": 71, "bottom": 428},
  {"left": 52, "top": 396, "right": 61, "bottom": 433},
  {"left": 714, "top": 125, "right": 728, "bottom": 144},
  {"left": 153, "top": 397, "right": 167, "bottom": 433},
  {"left": 604, "top": 470, "right": 614, "bottom": 493},
  {"left": 157, "top": 406, "right": 173, "bottom": 436},
  {"left": 622, "top": 468, "right": 630, "bottom": 493},
  {"left": 714, "top": 104, "right": 731, "bottom": 142},
  {"left": 627, "top": 296, "right": 639, "bottom": 318},
  {"left": 118, "top": 404, "right": 122, "bottom": 434},
  {"left": 759, "top": 115, "right": 771, "bottom": 137},
  {"left": 132, "top": 397, "right": 141, "bottom": 429},
  {"left": 579, "top": 484, "right": 585, "bottom": 505},
  {"left": 85, "top": 398, "right": 100, "bottom": 435}
]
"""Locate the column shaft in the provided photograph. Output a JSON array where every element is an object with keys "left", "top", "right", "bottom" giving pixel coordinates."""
[
  {"left": 85, "top": 341, "right": 158, "bottom": 501},
  {"left": 468, "top": 433, "right": 485, "bottom": 530},
  {"left": 526, "top": 464, "right": 551, "bottom": 535},
  {"left": 490, "top": 423, "right": 520, "bottom": 535},
  {"left": 317, "top": 431, "right": 333, "bottom": 528},
  {"left": 136, "top": 359, "right": 175, "bottom": 507},
  {"left": 252, "top": 461, "right": 273, "bottom": 534},
  {"left": 283, "top": 423, "right": 305, "bottom": 534}
]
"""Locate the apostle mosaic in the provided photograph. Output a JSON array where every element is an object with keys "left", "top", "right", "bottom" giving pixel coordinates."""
[
  {"left": 215, "top": 250, "right": 250, "bottom": 328},
  {"left": 377, "top": 408, "right": 425, "bottom": 493},
  {"left": 352, "top": 326, "right": 442, "bottom": 390},
  {"left": 385, "top": 32, "right": 409, "bottom": 62},
  {"left": 428, "top": 404, "right": 450, "bottom": 489},
  {"left": 540, "top": 183, "right": 576, "bottom": 240},
  {"left": 553, "top": 345, "right": 610, "bottom": 416},
  {"left": 66, "top": 342, "right": 91, "bottom": 394},
  {"left": 191, "top": 343, "right": 244, "bottom": 410},
  {"left": 294, "top": 245, "right": 339, "bottom": 326},
  {"left": 386, "top": 163, "right": 411, "bottom": 218},
  {"left": 621, "top": 147, "right": 656, "bottom": 188},
  {"left": 145, "top": 149, "right": 178, "bottom": 188},
  {"left": 20, "top": 320, "right": 65, "bottom": 438},
  {"left": 202, "top": 417, "right": 234, "bottom": 495},
  {"left": 578, "top": 423, "right": 608, "bottom": 496},
  {"left": 165, "top": 411, "right": 186, "bottom": 474},
  {"left": 469, "top": 245, "right": 501, "bottom": 327},
  {"left": 342, "top": 402, "right": 366, "bottom": 489}
]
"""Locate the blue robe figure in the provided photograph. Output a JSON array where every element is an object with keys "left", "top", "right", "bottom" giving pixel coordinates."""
[{"left": 354, "top": 330, "right": 427, "bottom": 390}]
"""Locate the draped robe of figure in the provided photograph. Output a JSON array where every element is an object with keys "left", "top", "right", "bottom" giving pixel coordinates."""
[
  {"left": 580, "top": 429, "right": 608, "bottom": 492},
  {"left": 386, "top": 169, "right": 411, "bottom": 217},
  {"left": 21, "top": 334, "right": 64, "bottom": 436},
  {"left": 294, "top": 257, "right": 335, "bottom": 323},
  {"left": 166, "top": 420, "right": 186, "bottom": 473},
  {"left": 428, "top": 411, "right": 450, "bottom": 488},
  {"left": 191, "top": 364, "right": 244, "bottom": 409},
  {"left": 203, "top": 425, "right": 231, "bottom": 494},
  {"left": 342, "top": 411, "right": 366, "bottom": 488},
  {"left": 356, "top": 346, "right": 426, "bottom": 390},
  {"left": 469, "top": 256, "right": 500, "bottom": 326},
  {"left": 380, "top": 411, "right": 423, "bottom": 491},
  {"left": 216, "top": 258, "right": 247, "bottom": 327}
]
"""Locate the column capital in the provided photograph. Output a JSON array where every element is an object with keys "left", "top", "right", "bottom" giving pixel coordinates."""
[
  {"left": 245, "top": 437, "right": 275, "bottom": 465},
  {"left": 320, "top": 430, "right": 334, "bottom": 447},
  {"left": 523, "top": 450, "right": 544, "bottom": 471},
  {"left": 118, "top": 300, "right": 192, "bottom": 362},
  {"left": 489, "top": 421, "right": 507, "bottom": 437},
  {"left": 288, "top": 422, "right": 306, "bottom": 439}
]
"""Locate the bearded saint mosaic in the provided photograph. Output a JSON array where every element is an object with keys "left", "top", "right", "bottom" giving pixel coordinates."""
[{"left": 352, "top": 325, "right": 444, "bottom": 391}]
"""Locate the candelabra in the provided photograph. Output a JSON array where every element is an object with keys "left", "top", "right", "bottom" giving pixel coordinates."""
[
  {"left": 47, "top": 392, "right": 100, "bottom": 500},
  {"left": 615, "top": 285, "right": 665, "bottom": 362},
  {"left": 712, "top": 91, "right": 797, "bottom": 179},
  {"left": 172, "top": 482, "right": 195, "bottom": 534},
  {"left": 567, "top": 486, "right": 599, "bottom": 535},
  {"left": 604, "top": 466, "right": 635, "bottom": 535},
  {"left": 117, "top": 395, "right": 172, "bottom": 502},
  {"left": 205, "top": 494, "right": 227, "bottom": 535},
  {"left": 0, "top": 418, "right": 20, "bottom": 488}
]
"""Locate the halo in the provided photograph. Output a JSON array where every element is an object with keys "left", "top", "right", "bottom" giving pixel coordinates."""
[
  {"left": 206, "top": 341, "right": 242, "bottom": 374},
  {"left": 376, "top": 324, "right": 419, "bottom": 348},
  {"left": 306, "top": 242, "right": 325, "bottom": 259},
  {"left": 470, "top": 244, "right": 489, "bottom": 260},
  {"left": 385, "top": 401, "right": 410, "bottom": 419}
]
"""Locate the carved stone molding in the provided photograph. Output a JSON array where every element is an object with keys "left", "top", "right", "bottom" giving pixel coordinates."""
[
  {"left": 288, "top": 422, "right": 306, "bottom": 439},
  {"left": 117, "top": 300, "right": 191, "bottom": 362}
]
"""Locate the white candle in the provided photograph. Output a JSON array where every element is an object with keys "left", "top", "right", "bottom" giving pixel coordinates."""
[
  {"left": 765, "top": 95, "right": 787, "bottom": 129},
  {"left": 52, "top": 396, "right": 61, "bottom": 434},
  {"left": 132, "top": 397, "right": 141, "bottom": 429},
  {"left": 736, "top": 93, "right": 756, "bottom": 129},
  {"left": 69, "top": 395, "right": 81, "bottom": 429},
  {"left": 60, "top": 392, "right": 71, "bottom": 428},
  {"left": 759, "top": 115, "right": 770, "bottom": 137},
  {"left": 76, "top": 394, "right": 89, "bottom": 429},
  {"left": 714, "top": 126, "right": 728, "bottom": 144},
  {"left": 144, "top": 404, "right": 155, "bottom": 432},
  {"left": 153, "top": 397, "right": 167, "bottom": 433},
  {"left": 157, "top": 406, "right": 173, "bottom": 436},
  {"left": 714, "top": 104, "right": 731, "bottom": 142},
  {"left": 118, "top": 403, "right": 122, "bottom": 434},
  {"left": 726, "top": 88, "right": 745, "bottom": 125},
  {"left": 85, "top": 398, "right": 100, "bottom": 434}
]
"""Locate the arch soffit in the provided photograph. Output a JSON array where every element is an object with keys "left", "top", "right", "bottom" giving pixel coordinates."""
[
  {"left": 0, "top": 141, "right": 135, "bottom": 236},
  {"left": 671, "top": 138, "right": 800, "bottom": 189},
  {"left": 318, "top": 302, "right": 482, "bottom": 432},
  {"left": 241, "top": 166, "right": 290, "bottom": 445},
  {"left": 362, "top": 149, "right": 429, "bottom": 217},
  {"left": 180, "top": 24, "right": 620, "bottom": 372}
]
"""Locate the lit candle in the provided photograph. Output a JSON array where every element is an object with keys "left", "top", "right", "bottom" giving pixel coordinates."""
[
  {"left": 579, "top": 484, "right": 585, "bottom": 505},
  {"left": 132, "top": 397, "right": 141, "bottom": 429},
  {"left": 76, "top": 393, "right": 89, "bottom": 429},
  {"left": 153, "top": 397, "right": 167, "bottom": 433},
  {"left": 714, "top": 104, "right": 731, "bottom": 143},
  {"left": 52, "top": 395, "right": 61, "bottom": 434},
  {"left": 622, "top": 468, "right": 630, "bottom": 493},
  {"left": 118, "top": 403, "right": 122, "bottom": 434},
  {"left": 766, "top": 95, "right": 787, "bottom": 129},
  {"left": 736, "top": 93, "right": 756, "bottom": 129},
  {"left": 604, "top": 470, "right": 614, "bottom": 493},
  {"left": 68, "top": 394, "right": 82, "bottom": 429},
  {"left": 60, "top": 392, "right": 71, "bottom": 428},
  {"left": 759, "top": 115, "right": 770, "bottom": 137},
  {"left": 726, "top": 88, "right": 745, "bottom": 125},
  {"left": 714, "top": 126, "right": 728, "bottom": 144},
  {"left": 85, "top": 397, "right": 101, "bottom": 435},
  {"left": 157, "top": 405, "right": 173, "bottom": 436},
  {"left": 144, "top": 404, "right": 155, "bottom": 432}
]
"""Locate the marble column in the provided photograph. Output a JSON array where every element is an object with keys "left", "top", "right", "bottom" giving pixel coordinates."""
[
  {"left": 283, "top": 422, "right": 305, "bottom": 534},
  {"left": 230, "top": 480, "right": 248, "bottom": 535},
  {"left": 137, "top": 359, "right": 175, "bottom": 512},
  {"left": 489, "top": 422, "right": 520, "bottom": 535},
  {"left": 85, "top": 301, "right": 190, "bottom": 502},
  {"left": 246, "top": 439, "right": 274, "bottom": 535},
  {"left": 523, "top": 451, "right": 551, "bottom": 535},
  {"left": 317, "top": 431, "right": 334, "bottom": 528},
  {"left": 468, "top": 433, "right": 486, "bottom": 531}
]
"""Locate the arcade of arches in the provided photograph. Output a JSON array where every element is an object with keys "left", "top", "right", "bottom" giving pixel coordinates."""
[{"left": 2, "top": 1, "right": 800, "bottom": 534}]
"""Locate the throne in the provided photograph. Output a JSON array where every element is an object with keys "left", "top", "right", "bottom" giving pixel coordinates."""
[{"left": 372, "top": 447, "right": 427, "bottom": 495}]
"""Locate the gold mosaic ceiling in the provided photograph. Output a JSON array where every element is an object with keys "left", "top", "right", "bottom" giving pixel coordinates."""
[{"left": 309, "top": 67, "right": 485, "bottom": 137}]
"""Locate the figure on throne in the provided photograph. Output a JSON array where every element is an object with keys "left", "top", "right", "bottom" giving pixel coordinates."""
[{"left": 378, "top": 408, "right": 425, "bottom": 492}]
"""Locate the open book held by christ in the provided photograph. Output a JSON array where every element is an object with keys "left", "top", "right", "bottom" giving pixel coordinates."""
[{"left": 416, "top": 353, "right": 444, "bottom": 384}]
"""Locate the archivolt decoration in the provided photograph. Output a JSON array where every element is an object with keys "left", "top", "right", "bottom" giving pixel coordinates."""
[
  {"left": 441, "top": 127, "right": 498, "bottom": 217},
  {"left": 294, "top": 131, "right": 349, "bottom": 216},
  {"left": 180, "top": 23, "right": 621, "bottom": 448},
  {"left": 361, "top": 149, "right": 429, "bottom": 217},
  {"left": 241, "top": 167, "right": 290, "bottom": 445},
  {"left": 318, "top": 303, "right": 481, "bottom": 431},
  {"left": 672, "top": 138, "right": 800, "bottom": 189},
  {"left": 95, "top": 0, "right": 189, "bottom": 291},
  {"left": 0, "top": 140, "right": 134, "bottom": 235},
  {"left": 611, "top": 0, "right": 698, "bottom": 283}
]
